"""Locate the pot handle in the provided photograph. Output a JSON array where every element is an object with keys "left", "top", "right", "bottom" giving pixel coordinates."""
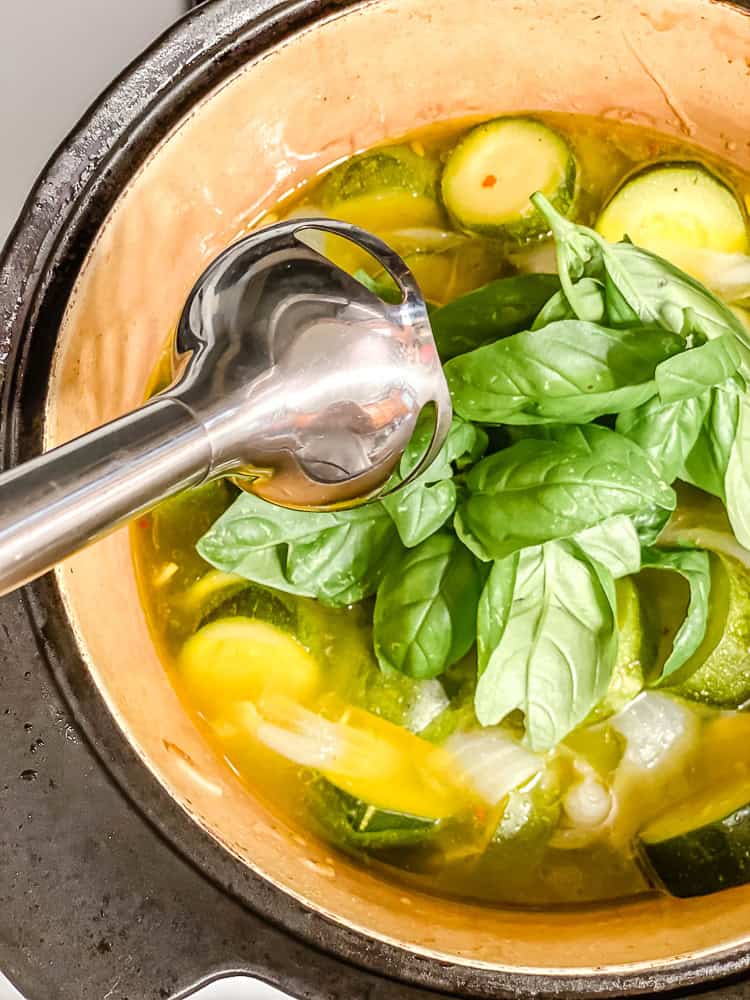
[{"left": 0, "top": 397, "right": 210, "bottom": 595}]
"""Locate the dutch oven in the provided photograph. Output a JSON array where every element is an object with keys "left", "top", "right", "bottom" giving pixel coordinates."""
[{"left": 3, "top": 1, "right": 750, "bottom": 997}]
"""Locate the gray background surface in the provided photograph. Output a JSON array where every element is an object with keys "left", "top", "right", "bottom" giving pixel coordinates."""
[{"left": 1, "top": 3, "right": 293, "bottom": 996}]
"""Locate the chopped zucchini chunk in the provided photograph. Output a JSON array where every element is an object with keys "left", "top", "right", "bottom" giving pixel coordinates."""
[
  {"left": 669, "top": 554, "right": 750, "bottom": 707},
  {"left": 318, "top": 144, "right": 443, "bottom": 230},
  {"left": 588, "top": 578, "right": 649, "bottom": 722},
  {"left": 179, "top": 618, "right": 320, "bottom": 715},
  {"left": 441, "top": 118, "right": 577, "bottom": 241},
  {"left": 309, "top": 779, "right": 442, "bottom": 852},
  {"left": 596, "top": 163, "right": 748, "bottom": 262},
  {"left": 639, "top": 778, "right": 750, "bottom": 897}
]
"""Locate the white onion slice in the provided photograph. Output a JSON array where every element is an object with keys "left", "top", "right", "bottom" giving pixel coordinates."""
[
  {"left": 611, "top": 691, "right": 699, "bottom": 772},
  {"left": 446, "top": 729, "right": 542, "bottom": 805},
  {"left": 407, "top": 680, "right": 450, "bottom": 734}
]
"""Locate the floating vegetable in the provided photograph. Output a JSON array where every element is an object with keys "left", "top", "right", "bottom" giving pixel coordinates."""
[
  {"left": 596, "top": 163, "right": 748, "bottom": 260},
  {"left": 441, "top": 118, "right": 577, "bottom": 241}
]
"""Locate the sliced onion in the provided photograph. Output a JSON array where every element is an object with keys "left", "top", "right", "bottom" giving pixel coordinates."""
[
  {"left": 507, "top": 240, "right": 558, "bottom": 274},
  {"left": 407, "top": 680, "right": 449, "bottom": 733},
  {"left": 446, "top": 729, "right": 542, "bottom": 805},
  {"left": 611, "top": 692, "right": 700, "bottom": 773},
  {"left": 658, "top": 244, "right": 750, "bottom": 304},
  {"left": 233, "top": 697, "right": 395, "bottom": 780}
]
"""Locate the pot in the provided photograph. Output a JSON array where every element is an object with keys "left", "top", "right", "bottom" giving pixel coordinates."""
[{"left": 4, "top": 1, "right": 750, "bottom": 997}]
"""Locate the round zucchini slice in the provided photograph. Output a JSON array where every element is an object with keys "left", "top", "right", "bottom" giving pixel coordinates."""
[
  {"left": 669, "top": 553, "right": 750, "bottom": 708},
  {"left": 309, "top": 778, "right": 442, "bottom": 853},
  {"left": 639, "top": 776, "right": 750, "bottom": 897},
  {"left": 596, "top": 162, "right": 749, "bottom": 259},
  {"left": 440, "top": 118, "right": 577, "bottom": 242},
  {"left": 179, "top": 617, "right": 320, "bottom": 715},
  {"left": 318, "top": 143, "right": 443, "bottom": 230}
]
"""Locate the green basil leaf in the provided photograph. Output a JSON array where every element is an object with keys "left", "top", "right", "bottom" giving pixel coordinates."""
[
  {"left": 383, "top": 416, "right": 488, "bottom": 547},
  {"left": 531, "top": 278, "right": 605, "bottom": 329},
  {"left": 430, "top": 273, "right": 560, "bottom": 361},
  {"left": 680, "top": 378, "right": 742, "bottom": 500},
  {"left": 476, "top": 553, "right": 519, "bottom": 676},
  {"left": 474, "top": 541, "right": 617, "bottom": 750},
  {"left": 373, "top": 532, "right": 484, "bottom": 678},
  {"left": 382, "top": 479, "right": 457, "bottom": 548},
  {"left": 285, "top": 505, "right": 400, "bottom": 606},
  {"left": 602, "top": 267, "right": 641, "bottom": 327},
  {"left": 573, "top": 515, "right": 641, "bottom": 579},
  {"left": 445, "top": 320, "right": 682, "bottom": 425},
  {"left": 455, "top": 425, "right": 676, "bottom": 561},
  {"left": 631, "top": 504, "right": 672, "bottom": 547},
  {"left": 532, "top": 192, "right": 747, "bottom": 345},
  {"left": 197, "top": 492, "right": 400, "bottom": 606},
  {"left": 353, "top": 268, "right": 402, "bottom": 304},
  {"left": 641, "top": 547, "right": 711, "bottom": 680},
  {"left": 655, "top": 334, "right": 743, "bottom": 403},
  {"left": 616, "top": 392, "right": 711, "bottom": 484},
  {"left": 726, "top": 393, "right": 750, "bottom": 549}
]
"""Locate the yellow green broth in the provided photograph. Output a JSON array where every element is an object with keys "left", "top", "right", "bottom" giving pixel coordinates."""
[{"left": 133, "top": 113, "right": 750, "bottom": 907}]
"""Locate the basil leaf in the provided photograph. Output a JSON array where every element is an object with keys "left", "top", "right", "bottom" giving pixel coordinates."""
[
  {"left": 726, "top": 394, "right": 750, "bottom": 549},
  {"left": 680, "top": 378, "right": 742, "bottom": 500},
  {"left": 285, "top": 505, "right": 400, "bottom": 606},
  {"left": 531, "top": 278, "right": 606, "bottom": 329},
  {"left": 655, "top": 334, "right": 743, "bottom": 403},
  {"left": 631, "top": 504, "right": 672, "bottom": 547},
  {"left": 616, "top": 392, "right": 711, "bottom": 484},
  {"left": 532, "top": 192, "right": 747, "bottom": 344},
  {"left": 573, "top": 515, "right": 641, "bottom": 579},
  {"left": 445, "top": 320, "right": 682, "bottom": 425},
  {"left": 455, "top": 425, "right": 676, "bottom": 561},
  {"left": 476, "top": 553, "right": 519, "bottom": 675},
  {"left": 383, "top": 416, "right": 488, "bottom": 547},
  {"left": 641, "top": 547, "right": 711, "bottom": 680},
  {"left": 474, "top": 542, "right": 617, "bottom": 750},
  {"left": 602, "top": 267, "right": 641, "bottom": 327},
  {"left": 197, "top": 492, "right": 400, "bottom": 606},
  {"left": 373, "top": 532, "right": 484, "bottom": 678},
  {"left": 430, "top": 273, "right": 560, "bottom": 361},
  {"left": 353, "top": 268, "right": 401, "bottom": 304},
  {"left": 382, "top": 479, "right": 457, "bottom": 549}
]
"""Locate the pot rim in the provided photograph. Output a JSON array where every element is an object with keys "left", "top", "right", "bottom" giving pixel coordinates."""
[{"left": 3, "top": 0, "right": 750, "bottom": 996}]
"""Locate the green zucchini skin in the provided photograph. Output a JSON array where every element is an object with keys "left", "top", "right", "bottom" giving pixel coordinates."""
[
  {"left": 670, "top": 554, "right": 750, "bottom": 708},
  {"left": 596, "top": 161, "right": 748, "bottom": 257},
  {"left": 309, "top": 779, "right": 441, "bottom": 852},
  {"left": 640, "top": 802, "right": 750, "bottom": 897},
  {"left": 319, "top": 144, "right": 440, "bottom": 204},
  {"left": 440, "top": 117, "right": 577, "bottom": 242}
]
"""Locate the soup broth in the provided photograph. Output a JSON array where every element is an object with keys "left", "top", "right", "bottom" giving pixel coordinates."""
[{"left": 134, "top": 112, "right": 750, "bottom": 907}]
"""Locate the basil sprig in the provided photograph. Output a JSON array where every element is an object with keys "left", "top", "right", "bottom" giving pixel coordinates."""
[{"left": 196, "top": 200, "right": 750, "bottom": 752}]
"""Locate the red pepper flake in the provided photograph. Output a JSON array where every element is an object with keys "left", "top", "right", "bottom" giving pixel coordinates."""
[
  {"left": 481, "top": 174, "right": 497, "bottom": 188},
  {"left": 473, "top": 804, "right": 488, "bottom": 822},
  {"left": 137, "top": 516, "right": 151, "bottom": 530}
]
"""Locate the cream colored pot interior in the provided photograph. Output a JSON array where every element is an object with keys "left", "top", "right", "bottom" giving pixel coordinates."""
[{"left": 48, "top": 0, "right": 750, "bottom": 976}]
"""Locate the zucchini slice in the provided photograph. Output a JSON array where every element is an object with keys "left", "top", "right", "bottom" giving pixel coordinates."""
[
  {"left": 318, "top": 143, "right": 443, "bottom": 230},
  {"left": 309, "top": 778, "right": 442, "bottom": 852},
  {"left": 588, "top": 578, "right": 650, "bottom": 723},
  {"left": 669, "top": 554, "right": 750, "bottom": 708},
  {"left": 441, "top": 118, "right": 577, "bottom": 241},
  {"left": 639, "top": 775, "right": 750, "bottom": 897},
  {"left": 179, "top": 617, "right": 320, "bottom": 715},
  {"left": 596, "top": 163, "right": 748, "bottom": 260}
]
